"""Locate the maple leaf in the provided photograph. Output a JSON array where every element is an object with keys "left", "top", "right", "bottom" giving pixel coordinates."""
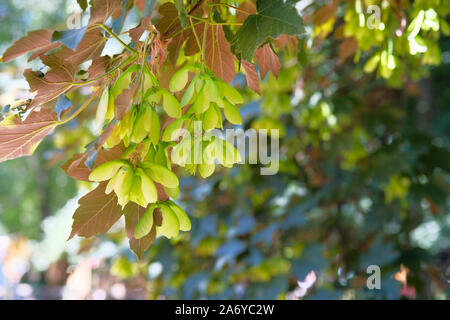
[
  {"left": 205, "top": 25, "right": 237, "bottom": 84},
  {"left": 25, "top": 53, "right": 76, "bottom": 108},
  {"left": 0, "top": 108, "right": 58, "bottom": 163},
  {"left": 242, "top": 60, "right": 261, "bottom": 95},
  {"left": 232, "top": 0, "right": 304, "bottom": 61},
  {"left": 255, "top": 43, "right": 281, "bottom": 79},
  {"left": 180, "top": 23, "right": 237, "bottom": 83},
  {"left": 69, "top": 182, "right": 123, "bottom": 239},
  {"left": 60, "top": 29, "right": 107, "bottom": 66},
  {"left": 115, "top": 83, "right": 138, "bottom": 120},
  {"left": 129, "top": 16, "right": 151, "bottom": 42},
  {"left": 86, "top": 56, "right": 112, "bottom": 86},
  {"left": 88, "top": 0, "right": 123, "bottom": 25},
  {"left": 338, "top": 37, "right": 358, "bottom": 64},
  {"left": 313, "top": 0, "right": 339, "bottom": 25},
  {"left": 124, "top": 202, "right": 161, "bottom": 258},
  {"left": 2, "top": 29, "right": 61, "bottom": 63},
  {"left": 61, "top": 145, "right": 123, "bottom": 181},
  {"left": 156, "top": 2, "right": 180, "bottom": 35}
]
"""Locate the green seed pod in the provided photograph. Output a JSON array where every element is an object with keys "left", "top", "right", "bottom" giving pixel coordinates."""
[
  {"left": 156, "top": 204, "right": 180, "bottom": 239},
  {"left": 143, "top": 162, "right": 179, "bottom": 189},
  {"left": 89, "top": 159, "right": 126, "bottom": 182},
  {"left": 135, "top": 168, "right": 158, "bottom": 204},
  {"left": 166, "top": 201, "right": 191, "bottom": 232},
  {"left": 134, "top": 204, "right": 157, "bottom": 239}
]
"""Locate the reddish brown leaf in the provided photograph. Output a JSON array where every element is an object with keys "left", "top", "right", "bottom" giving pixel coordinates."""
[
  {"left": 205, "top": 25, "right": 236, "bottom": 83},
  {"left": 181, "top": 23, "right": 236, "bottom": 83},
  {"left": 0, "top": 108, "right": 58, "bottom": 163},
  {"left": 61, "top": 152, "right": 90, "bottom": 181},
  {"left": 89, "top": 0, "right": 123, "bottom": 25},
  {"left": 2, "top": 29, "right": 61, "bottom": 62},
  {"left": 129, "top": 16, "right": 151, "bottom": 42},
  {"left": 61, "top": 145, "right": 123, "bottom": 181},
  {"left": 60, "top": 29, "right": 106, "bottom": 66},
  {"left": 338, "top": 37, "right": 358, "bottom": 63},
  {"left": 124, "top": 202, "right": 156, "bottom": 258},
  {"left": 115, "top": 83, "right": 137, "bottom": 120},
  {"left": 25, "top": 53, "right": 76, "bottom": 108},
  {"left": 167, "top": 32, "right": 187, "bottom": 65},
  {"left": 69, "top": 182, "right": 123, "bottom": 239},
  {"left": 87, "top": 56, "right": 112, "bottom": 86},
  {"left": 156, "top": 2, "right": 180, "bottom": 35},
  {"left": 242, "top": 60, "right": 260, "bottom": 95},
  {"left": 40, "top": 53, "right": 76, "bottom": 83},
  {"left": 255, "top": 44, "right": 281, "bottom": 79},
  {"left": 236, "top": 1, "right": 256, "bottom": 23},
  {"left": 28, "top": 42, "right": 62, "bottom": 62},
  {"left": 313, "top": 0, "right": 339, "bottom": 25},
  {"left": 25, "top": 69, "right": 72, "bottom": 109}
]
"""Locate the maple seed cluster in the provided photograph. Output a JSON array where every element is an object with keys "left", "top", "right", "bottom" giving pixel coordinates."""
[{"left": 89, "top": 158, "right": 179, "bottom": 208}]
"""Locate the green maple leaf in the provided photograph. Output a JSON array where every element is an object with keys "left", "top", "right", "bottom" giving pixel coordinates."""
[{"left": 232, "top": 0, "right": 304, "bottom": 61}]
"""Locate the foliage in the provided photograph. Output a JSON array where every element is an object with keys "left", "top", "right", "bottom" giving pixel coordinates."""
[{"left": 0, "top": 0, "right": 449, "bottom": 300}]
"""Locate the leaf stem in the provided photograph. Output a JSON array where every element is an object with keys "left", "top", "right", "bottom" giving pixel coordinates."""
[
  {"left": 96, "top": 24, "right": 138, "bottom": 54},
  {"left": 189, "top": 16, "right": 205, "bottom": 69},
  {"left": 71, "top": 56, "right": 137, "bottom": 86},
  {"left": 58, "top": 84, "right": 106, "bottom": 124}
]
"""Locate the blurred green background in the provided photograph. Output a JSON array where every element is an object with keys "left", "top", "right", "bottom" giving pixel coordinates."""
[{"left": 0, "top": 0, "right": 449, "bottom": 300}]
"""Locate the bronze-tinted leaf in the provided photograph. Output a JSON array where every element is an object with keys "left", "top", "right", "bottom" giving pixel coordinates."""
[
  {"left": 255, "top": 43, "right": 281, "bottom": 79},
  {"left": 0, "top": 108, "right": 58, "bottom": 163},
  {"left": 205, "top": 25, "right": 236, "bottom": 84},
  {"left": 61, "top": 29, "right": 107, "bottom": 66},
  {"left": 89, "top": 0, "right": 123, "bottom": 25},
  {"left": 115, "top": 83, "right": 137, "bottom": 120},
  {"left": 242, "top": 60, "right": 260, "bottom": 95},
  {"left": 129, "top": 16, "right": 150, "bottom": 42},
  {"left": 124, "top": 202, "right": 157, "bottom": 258},
  {"left": 156, "top": 2, "right": 182, "bottom": 35},
  {"left": 338, "top": 37, "right": 358, "bottom": 64},
  {"left": 69, "top": 182, "right": 123, "bottom": 239},
  {"left": 236, "top": 1, "right": 256, "bottom": 24},
  {"left": 25, "top": 53, "right": 76, "bottom": 108},
  {"left": 87, "top": 56, "right": 112, "bottom": 86},
  {"left": 28, "top": 42, "right": 62, "bottom": 62},
  {"left": 313, "top": 0, "right": 339, "bottom": 25},
  {"left": 61, "top": 145, "right": 123, "bottom": 181},
  {"left": 25, "top": 69, "right": 72, "bottom": 109},
  {"left": 2, "top": 29, "right": 61, "bottom": 62}
]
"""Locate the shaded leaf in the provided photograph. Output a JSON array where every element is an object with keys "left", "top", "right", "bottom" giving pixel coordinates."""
[
  {"left": 174, "top": 0, "right": 188, "bottom": 28},
  {"left": 313, "top": 0, "right": 339, "bottom": 25},
  {"left": 77, "top": 0, "right": 88, "bottom": 11},
  {"left": 338, "top": 37, "right": 358, "bottom": 64},
  {"left": 69, "top": 182, "right": 123, "bottom": 239},
  {"left": 232, "top": 0, "right": 303, "bottom": 61},
  {"left": 124, "top": 202, "right": 157, "bottom": 258}
]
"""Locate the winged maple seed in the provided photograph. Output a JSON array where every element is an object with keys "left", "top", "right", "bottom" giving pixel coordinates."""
[{"left": 0, "top": 0, "right": 303, "bottom": 257}]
